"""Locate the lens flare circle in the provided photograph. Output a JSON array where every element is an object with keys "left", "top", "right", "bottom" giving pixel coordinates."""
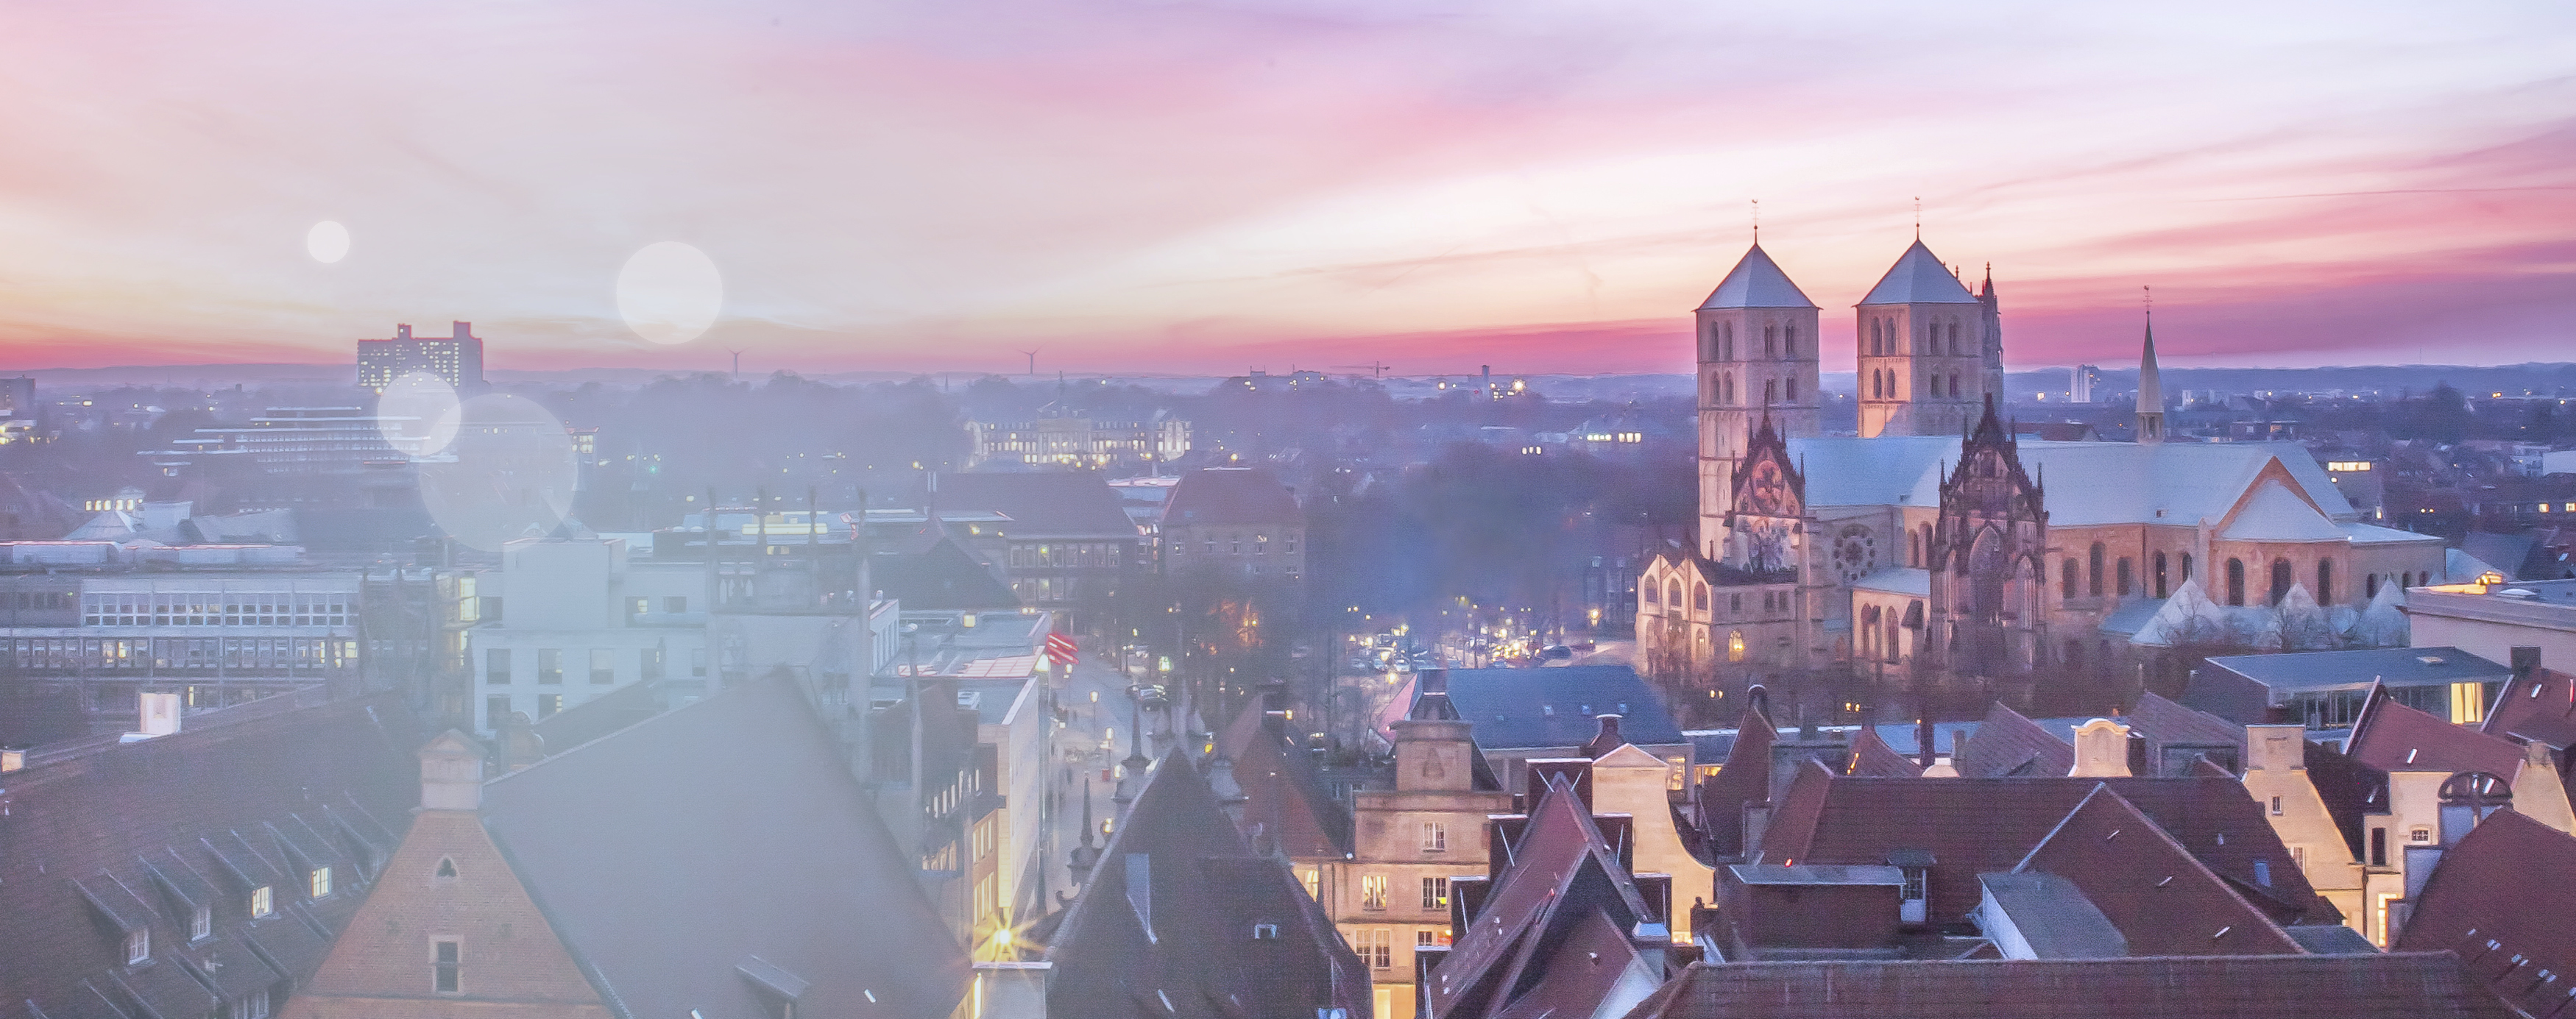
[
  {"left": 615, "top": 241, "right": 723, "bottom": 345},
  {"left": 306, "top": 221, "right": 350, "bottom": 263},
  {"left": 374, "top": 372, "right": 461, "bottom": 458},
  {"left": 418, "top": 394, "right": 580, "bottom": 553}
]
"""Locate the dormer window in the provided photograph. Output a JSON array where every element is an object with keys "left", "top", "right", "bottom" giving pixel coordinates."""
[
  {"left": 1251, "top": 923, "right": 1280, "bottom": 940},
  {"left": 124, "top": 928, "right": 149, "bottom": 965},
  {"left": 250, "top": 886, "right": 274, "bottom": 918},
  {"left": 190, "top": 905, "right": 212, "bottom": 942},
  {"left": 309, "top": 867, "right": 333, "bottom": 899}
]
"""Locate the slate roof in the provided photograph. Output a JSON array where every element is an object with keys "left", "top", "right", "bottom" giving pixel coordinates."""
[
  {"left": 2129, "top": 692, "right": 2247, "bottom": 772},
  {"left": 1045, "top": 752, "right": 1367, "bottom": 1019},
  {"left": 1850, "top": 567, "right": 1928, "bottom": 597},
  {"left": 871, "top": 536, "right": 1020, "bottom": 609},
  {"left": 1163, "top": 468, "right": 1301, "bottom": 527},
  {"left": 2482, "top": 667, "right": 2576, "bottom": 748},
  {"left": 1857, "top": 241, "right": 1979, "bottom": 306},
  {"left": 1426, "top": 666, "right": 1683, "bottom": 751},
  {"left": 2203, "top": 646, "right": 2512, "bottom": 694},
  {"left": 2393, "top": 809, "right": 2576, "bottom": 1018},
  {"left": 1976, "top": 871, "right": 2127, "bottom": 959},
  {"left": 0, "top": 694, "right": 417, "bottom": 1019},
  {"left": 2010, "top": 785, "right": 2301, "bottom": 956},
  {"left": 1756, "top": 764, "right": 2338, "bottom": 929},
  {"left": 1696, "top": 244, "right": 1818, "bottom": 310},
  {"left": 2220, "top": 480, "right": 2348, "bottom": 542},
  {"left": 935, "top": 472, "right": 1136, "bottom": 539},
  {"left": 478, "top": 672, "right": 968, "bottom": 1019},
  {"left": 1953, "top": 703, "right": 2073, "bottom": 778},
  {"left": 1624, "top": 954, "right": 2519, "bottom": 1019},
  {"left": 1778, "top": 436, "right": 2358, "bottom": 527},
  {"left": 1429, "top": 776, "right": 1663, "bottom": 1019},
  {"left": 2346, "top": 686, "right": 2525, "bottom": 778},
  {"left": 1215, "top": 700, "right": 1354, "bottom": 859}
]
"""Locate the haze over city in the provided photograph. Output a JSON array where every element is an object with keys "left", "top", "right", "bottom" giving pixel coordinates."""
[{"left": 4, "top": 0, "right": 2573, "bottom": 374}]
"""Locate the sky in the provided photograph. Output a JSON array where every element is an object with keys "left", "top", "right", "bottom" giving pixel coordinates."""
[{"left": 0, "top": 1, "right": 2571, "bottom": 378}]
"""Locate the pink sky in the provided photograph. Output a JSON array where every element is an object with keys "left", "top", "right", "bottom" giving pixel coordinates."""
[{"left": 0, "top": 1, "right": 2570, "bottom": 377}]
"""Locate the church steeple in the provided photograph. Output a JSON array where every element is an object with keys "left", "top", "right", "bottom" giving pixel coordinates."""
[
  {"left": 1694, "top": 243, "right": 1820, "bottom": 560},
  {"left": 2136, "top": 308, "right": 2165, "bottom": 445},
  {"left": 1856, "top": 239, "right": 1987, "bottom": 439}
]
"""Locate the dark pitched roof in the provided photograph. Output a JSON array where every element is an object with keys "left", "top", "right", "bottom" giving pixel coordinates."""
[
  {"left": 1430, "top": 776, "right": 1662, "bottom": 1019},
  {"left": 2129, "top": 692, "right": 2246, "bottom": 773},
  {"left": 1691, "top": 706, "right": 1775, "bottom": 859},
  {"left": 871, "top": 537, "right": 1021, "bottom": 610},
  {"left": 2301, "top": 739, "right": 2388, "bottom": 861},
  {"left": 0, "top": 694, "right": 418, "bottom": 1019},
  {"left": 1974, "top": 872, "right": 2125, "bottom": 959},
  {"left": 1953, "top": 703, "right": 2073, "bottom": 778},
  {"left": 1847, "top": 728, "right": 1919, "bottom": 778},
  {"left": 2011, "top": 785, "right": 2301, "bottom": 956},
  {"left": 479, "top": 672, "right": 967, "bottom": 1019},
  {"left": 1624, "top": 954, "right": 2519, "bottom": 1019},
  {"left": 936, "top": 472, "right": 1136, "bottom": 539},
  {"left": 1163, "top": 469, "right": 1300, "bottom": 527},
  {"left": 2205, "top": 647, "right": 2514, "bottom": 693},
  {"left": 2395, "top": 809, "right": 2576, "bottom": 1018},
  {"left": 2347, "top": 686, "right": 2525, "bottom": 778},
  {"left": 1045, "top": 752, "right": 1368, "bottom": 1019},
  {"left": 1215, "top": 701, "right": 1354, "bottom": 859},
  {"left": 2483, "top": 667, "right": 2576, "bottom": 749},
  {"left": 1757, "top": 769, "right": 2338, "bottom": 929},
  {"left": 1428, "top": 667, "right": 1683, "bottom": 751}
]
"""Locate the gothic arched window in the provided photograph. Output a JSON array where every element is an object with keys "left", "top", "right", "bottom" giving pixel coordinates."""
[
  {"left": 2116, "top": 557, "right": 2134, "bottom": 597},
  {"left": 2318, "top": 559, "right": 2335, "bottom": 605},
  {"left": 2271, "top": 558, "right": 2294, "bottom": 606},
  {"left": 2226, "top": 558, "right": 2246, "bottom": 606},
  {"left": 1948, "top": 374, "right": 1961, "bottom": 398},
  {"left": 1908, "top": 530, "right": 1921, "bottom": 567},
  {"left": 1694, "top": 583, "right": 1709, "bottom": 611},
  {"left": 1764, "top": 325, "right": 1777, "bottom": 358},
  {"left": 1765, "top": 380, "right": 1777, "bottom": 405},
  {"left": 1784, "top": 325, "right": 1798, "bottom": 359},
  {"left": 2062, "top": 559, "right": 2078, "bottom": 600},
  {"left": 2366, "top": 572, "right": 2379, "bottom": 600},
  {"left": 1724, "top": 322, "right": 1735, "bottom": 360},
  {"left": 1947, "top": 323, "right": 1961, "bottom": 355},
  {"left": 1667, "top": 581, "right": 1683, "bottom": 608},
  {"left": 1722, "top": 374, "right": 1733, "bottom": 405},
  {"left": 2180, "top": 553, "right": 2194, "bottom": 583},
  {"left": 2153, "top": 552, "right": 2169, "bottom": 598},
  {"left": 1786, "top": 377, "right": 1799, "bottom": 401},
  {"left": 2088, "top": 542, "right": 2106, "bottom": 597},
  {"left": 1869, "top": 319, "right": 1882, "bottom": 353}
]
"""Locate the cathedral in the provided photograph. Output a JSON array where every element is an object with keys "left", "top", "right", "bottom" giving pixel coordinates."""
[{"left": 1636, "top": 240, "right": 2449, "bottom": 699}]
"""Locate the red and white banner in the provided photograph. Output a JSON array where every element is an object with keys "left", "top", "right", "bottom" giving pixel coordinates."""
[{"left": 1044, "top": 632, "right": 1078, "bottom": 666}]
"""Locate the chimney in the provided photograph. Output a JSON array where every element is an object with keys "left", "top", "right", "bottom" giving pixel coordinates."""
[
  {"left": 2070, "top": 718, "right": 2133, "bottom": 778},
  {"left": 1582, "top": 714, "right": 1625, "bottom": 759},
  {"left": 1916, "top": 717, "right": 1936, "bottom": 771},
  {"left": 2511, "top": 647, "right": 2542, "bottom": 684},
  {"left": 419, "top": 731, "right": 488, "bottom": 811},
  {"left": 136, "top": 691, "right": 181, "bottom": 737}
]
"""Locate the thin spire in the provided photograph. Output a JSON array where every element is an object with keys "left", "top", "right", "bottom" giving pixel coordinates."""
[
  {"left": 2136, "top": 285, "right": 2166, "bottom": 445},
  {"left": 1913, "top": 196, "right": 1921, "bottom": 239},
  {"left": 1751, "top": 198, "right": 1760, "bottom": 244}
]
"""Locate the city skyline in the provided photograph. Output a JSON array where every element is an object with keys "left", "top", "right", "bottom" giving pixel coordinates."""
[{"left": 1, "top": 1, "right": 2571, "bottom": 376}]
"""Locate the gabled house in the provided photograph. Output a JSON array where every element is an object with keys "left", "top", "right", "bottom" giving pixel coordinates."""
[
  {"left": 1625, "top": 953, "right": 2517, "bottom": 1019},
  {"left": 1045, "top": 751, "right": 1369, "bottom": 1019},
  {"left": 285, "top": 672, "right": 969, "bottom": 1019},
  {"left": 2394, "top": 809, "right": 2576, "bottom": 1016}
]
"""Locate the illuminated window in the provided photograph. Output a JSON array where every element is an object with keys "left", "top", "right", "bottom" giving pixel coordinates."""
[
  {"left": 1301, "top": 867, "right": 1320, "bottom": 900},
  {"left": 2450, "top": 682, "right": 2488, "bottom": 725},
  {"left": 1360, "top": 875, "right": 1387, "bottom": 910},
  {"left": 1727, "top": 631, "right": 1746, "bottom": 663},
  {"left": 310, "top": 867, "right": 332, "bottom": 899},
  {"left": 1421, "top": 876, "right": 1448, "bottom": 910}
]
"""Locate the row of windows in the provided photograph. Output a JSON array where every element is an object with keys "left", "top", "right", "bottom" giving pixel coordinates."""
[
  {"left": 0, "top": 591, "right": 74, "bottom": 611},
  {"left": 0, "top": 636, "right": 356, "bottom": 671},
  {"left": 1171, "top": 531, "right": 1299, "bottom": 556},
  {"left": 484, "top": 647, "right": 691, "bottom": 685},
  {"left": 1355, "top": 875, "right": 1453, "bottom": 912},
  {"left": 1345, "top": 927, "right": 1451, "bottom": 970},
  {"left": 1702, "top": 321, "right": 1802, "bottom": 362},
  {"left": 1866, "top": 316, "right": 1971, "bottom": 357},
  {"left": 1006, "top": 542, "right": 1126, "bottom": 569},
  {"left": 1646, "top": 580, "right": 1788, "bottom": 618},
  {"left": 2056, "top": 545, "right": 2421, "bottom": 608},
  {"left": 80, "top": 594, "right": 351, "bottom": 628},
  {"left": 1868, "top": 370, "right": 1965, "bottom": 400},
  {"left": 1708, "top": 373, "right": 1802, "bottom": 407}
]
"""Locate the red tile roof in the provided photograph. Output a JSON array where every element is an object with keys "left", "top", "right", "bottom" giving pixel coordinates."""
[
  {"left": 2394, "top": 809, "right": 2576, "bottom": 1018},
  {"left": 2012, "top": 785, "right": 2301, "bottom": 956},
  {"left": 2347, "top": 686, "right": 2525, "bottom": 779},
  {"left": 1216, "top": 700, "right": 1354, "bottom": 859},
  {"left": 1691, "top": 706, "right": 1774, "bottom": 859},
  {"left": 1846, "top": 728, "right": 1920, "bottom": 778},
  {"left": 1432, "top": 776, "right": 1661, "bottom": 1019},
  {"left": 1624, "top": 954, "right": 2519, "bottom": 1019},
  {"left": 2131, "top": 692, "right": 2247, "bottom": 771},
  {"left": 1954, "top": 703, "right": 2073, "bottom": 778},
  {"left": 1757, "top": 768, "right": 2337, "bottom": 929}
]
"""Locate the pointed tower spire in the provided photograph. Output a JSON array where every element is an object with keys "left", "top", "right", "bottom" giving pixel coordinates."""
[{"left": 2137, "top": 287, "right": 2166, "bottom": 445}]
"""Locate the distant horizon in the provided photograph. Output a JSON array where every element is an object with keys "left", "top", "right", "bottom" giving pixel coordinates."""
[{"left": 1, "top": 4, "right": 2571, "bottom": 374}]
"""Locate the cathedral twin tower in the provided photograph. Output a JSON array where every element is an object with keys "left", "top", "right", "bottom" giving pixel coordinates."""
[{"left": 1694, "top": 239, "right": 2004, "bottom": 557}]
